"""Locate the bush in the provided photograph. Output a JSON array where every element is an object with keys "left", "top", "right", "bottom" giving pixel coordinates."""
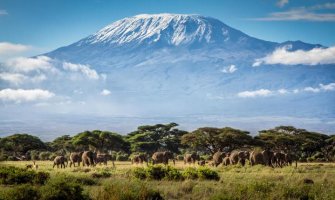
[
  {"left": 182, "top": 167, "right": 199, "bottom": 180},
  {"left": 91, "top": 171, "right": 111, "bottom": 178},
  {"left": 0, "top": 184, "right": 40, "bottom": 200},
  {"left": 38, "top": 151, "right": 52, "bottom": 160},
  {"left": 164, "top": 166, "right": 183, "bottom": 181},
  {"left": 197, "top": 167, "right": 220, "bottom": 180},
  {"left": 116, "top": 154, "right": 129, "bottom": 161},
  {"left": 133, "top": 167, "right": 147, "bottom": 179},
  {"left": 40, "top": 177, "right": 90, "bottom": 200},
  {"left": 0, "top": 166, "right": 49, "bottom": 185},
  {"left": 146, "top": 165, "right": 166, "bottom": 180}
]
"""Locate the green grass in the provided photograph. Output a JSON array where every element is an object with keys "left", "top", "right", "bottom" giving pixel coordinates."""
[{"left": 1, "top": 161, "right": 335, "bottom": 200}]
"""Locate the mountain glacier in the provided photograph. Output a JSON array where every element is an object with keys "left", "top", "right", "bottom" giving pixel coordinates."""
[{"left": 1, "top": 14, "right": 334, "bottom": 138}]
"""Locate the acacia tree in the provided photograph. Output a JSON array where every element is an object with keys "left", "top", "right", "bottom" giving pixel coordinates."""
[
  {"left": 0, "top": 134, "right": 46, "bottom": 156},
  {"left": 72, "top": 130, "right": 129, "bottom": 153},
  {"left": 181, "top": 127, "right": 253, "bottom": 154},
  {"left": 126, "top": 122, "right": 187, "bottom": 154},
  {"left": 257, "top": 126, "right": 330, "bottom": 161}
]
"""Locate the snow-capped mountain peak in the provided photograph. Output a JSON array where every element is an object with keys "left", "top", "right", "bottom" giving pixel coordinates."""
[{"left": 78, "top": 13, "right": 248, "bottom": 47}]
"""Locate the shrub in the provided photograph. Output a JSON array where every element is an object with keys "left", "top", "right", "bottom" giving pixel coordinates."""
[
  {"left": 164, "top": 166, "right": 183, "bottom": 181},
  {"left": 0, "top": 184, "right": 40, "bottom": 200},
  {"left": 38, "top": 151, "right": 52, "bottom": 160},
  {"left": 91, "top": 171, "right": 111, "bottom": 178},
  {"left": 182, "top": 167, "right": 198, "bottom": 180},
  {"left": 197, "top": 167, "right": 220, "bottom": 180},
  {"left": 116, "top": 154, "right": 129, "bottom": 161},
  {"left": 40, "top": 177, "right": 90, "bottom": 200},
  {"left": 146, "top": 165, "right": 166, "bottom": 180},
  {"left": 0, "top": 166, "right": 49, "bottom": 185},
  {"left": 133, "top": 167, "right": 147, "bottom": 179}
]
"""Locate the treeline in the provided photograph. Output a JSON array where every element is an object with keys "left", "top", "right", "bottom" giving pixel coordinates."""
[{"left": 0, "top": 123, "right": 334, "bottom": 162}]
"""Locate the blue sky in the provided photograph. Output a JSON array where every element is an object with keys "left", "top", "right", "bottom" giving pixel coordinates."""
[{"left": 1, "top": 0, "right": 335, "bottom": 55}]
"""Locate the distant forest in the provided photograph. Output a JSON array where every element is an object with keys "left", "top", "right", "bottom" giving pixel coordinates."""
[{"left": 0, "top": 123, "right": 334, "bottom": 162}]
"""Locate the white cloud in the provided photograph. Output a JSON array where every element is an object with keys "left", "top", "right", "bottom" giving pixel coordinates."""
[
  {"left": 63, "top": 62, "right": 99, "bottom": 80},
  {"left": 278, "top": 89, "right": 289, "bottom": 94},
  {"left": 319, "top": 83, "right": 335, "bottom": 91},
  {"left": 238, "top": 89, "right": 272, "bottom": 98},
  {"left": 0, "top": 10, "right": 8, "bottom": 15},
  {"left": 304, "top": 87, "right": 320, "bottom": 93},
  {"left": 0, "top": 89, "right": 54, "bottom": 103},
  {"left": 253, "top": 46, "right": 335, "bottom": 66},
  {"left": 277, "top": 0, "right": 289, "bottom": 8},
  {"left": 304, "top": 83, "right": 335, "bottom": 93},
  {"left": 0, "top": 73, "right": 27, "bottom": 85},
  {"left": 238, "top": 83, "right": 335, "bottom": 98},
  {"left": 101, "top": 89, "right": 111, "bottom": 96},
  {"left": 0, "top": 42, "right": 30, "bottom": 56},
  {"left": 252, "top": 3, "right": 335, "bottom": 21},
  {"left": 4, "top": 56, "right": 54, "bottom": 73},
  {"left": 0, "top": 73, "right": 47, "bottom": 85},
  {"left": 221, "top": 65, "right": 237, "bottom": 73}
]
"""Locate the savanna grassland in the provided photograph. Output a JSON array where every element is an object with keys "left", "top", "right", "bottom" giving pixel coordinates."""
[{"left": 1, "top": 161, "right": 335, "bottom": 200}]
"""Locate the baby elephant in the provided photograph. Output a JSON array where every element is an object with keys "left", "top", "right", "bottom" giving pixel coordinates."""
[{"left": 53, "top": 156, "right": 67, "bottom": 168}]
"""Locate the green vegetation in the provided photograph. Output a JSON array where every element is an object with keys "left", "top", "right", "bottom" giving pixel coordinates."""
[
  {"left": 0, "top": 125, "right": 334, "bottom": 163},
  {"left": 0, "top": 124, "right": 335, "bottom": 199}
]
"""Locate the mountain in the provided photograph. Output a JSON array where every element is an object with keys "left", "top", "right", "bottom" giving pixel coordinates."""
[
  {"left": 1, "top": 14, "right": 334, "bottom": 138},
  {"left": 46, "top": 14, "right": 321, "bottom": 66}
]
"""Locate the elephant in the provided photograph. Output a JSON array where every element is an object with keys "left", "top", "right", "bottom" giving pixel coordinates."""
[
  {"left": 249, "top": 149, "right": 274, "bottom": 167},
  {"left": 223, "top": 156, "right": 230, "bottom": 166},
  {"left": 152, "top": 151, "right": 175, "bottom": 165},
  {"left": 262, "top": 149, "right": 274, "bottom": 167},
  {"left": 272, "top": 152, "right": 286, "bottom": 167},
  {"left": 82, "top": 151, "right": 96, "bottom": 167},
  {"left": 96, "top": 153, "right": 108, "bottom": 166},
  {"left": 53, "top": 156, "right": 67, "bottom": 168},
  {"left": 198, "top": 160, "right": 206, "bottom": 166},
  {"left": 284, "top": 153, "right": 297, "bottom": 167},
  {"left": 184, "top": 153, "right": 200, "bottom": 164},
  {"left": 132, "top": 154, "right": 148, "bottom": 164},
  {"left": 249, "top": 151, "right": 265, "bottom": 166},
  {"left": 212, "top": 151, "right": 225, "bottom": 167},
  {"left": 69, "top": 152, "right": 83, "bottom": 167},
  {"left": 229, "top": 151, "right": 249, "bottom": 166}
]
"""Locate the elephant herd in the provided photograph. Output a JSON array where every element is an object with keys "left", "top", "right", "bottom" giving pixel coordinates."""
[
  {"left": 52, "top": 150, "right": 295, "bottom": 168},
  {"left": 209, "top": 149, "right": 296, "bottom": 168},
  {"left": 52, "top": 151, "right": 111, "bottom": 168}
]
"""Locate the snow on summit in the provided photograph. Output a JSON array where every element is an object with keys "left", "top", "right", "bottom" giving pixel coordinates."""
[{"left": 80, "top": 13, "right": 247, "bottom": 46}]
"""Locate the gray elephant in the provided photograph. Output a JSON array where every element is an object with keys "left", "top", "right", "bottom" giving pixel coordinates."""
[
  {"left": 69, "top": 152, "right": 83, "bottom": 167},
  {"left": 184, "top": 153, "right": 200, "bottom": 164},
  {"left": 53, "top": 156, "right": 67, "bottom": 168},
  {"left": 96, "top": 153, "right": 108, "bottom": 166},
  {"left": 152, "top": 151, "right": 175, "bottom": 165},
  {"left": 284, "top": 153, "right": 297, "bottom": 167},
  {"left": 229, "top": 151, "right": 249, "bottom": 166},
  {"left": 223, "top": 156, "right": 230, "bottom": 166},
  {"left": 82, "top": 151, "right": 96, "bottom": 167},
  {"left": 272, "top": 152, "right": 286, "bottom": 167},
  {"left": 249, "top": 151, "right": 264, "bottom": 166},
  {"left": 132, "top": 154, "right": 148, "bottom": 164},
  {"left": 249, "top": 149, "right": 274, "bottom": 167},
  {"left": 262, "top": 149, "right": 274, "bottom": 167},
  {"left": 212, "top": 151, "right": 225, "bottom": 167}
]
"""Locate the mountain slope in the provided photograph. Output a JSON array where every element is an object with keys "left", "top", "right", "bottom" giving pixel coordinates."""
[{"left": 2, "top": 13, "right": 333, "bottom": 138}]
